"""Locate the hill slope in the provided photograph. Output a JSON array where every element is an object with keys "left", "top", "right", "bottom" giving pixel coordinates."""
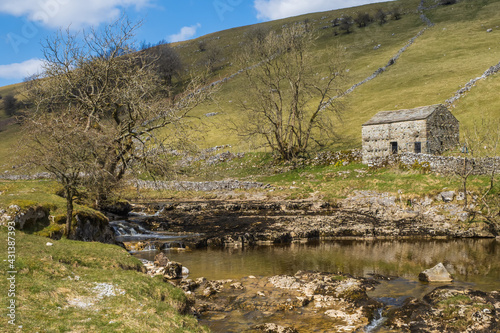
[{"left": 1, "top": 0, "right": 499, "bottom": 166}]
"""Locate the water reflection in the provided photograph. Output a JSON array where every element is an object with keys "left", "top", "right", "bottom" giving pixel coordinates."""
[{"left": 134, "top": 238, "right": 500, "bottom": 292}]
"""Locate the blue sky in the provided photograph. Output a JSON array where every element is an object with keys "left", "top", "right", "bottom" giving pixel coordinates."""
[{"left": 0, "top": 0, "right": 387, "bottom": 87}]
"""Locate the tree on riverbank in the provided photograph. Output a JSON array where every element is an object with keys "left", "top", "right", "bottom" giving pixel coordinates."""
[
  {"left": 459, "top": 120, "right": 500, "bottom": 226},
  {"left": 236, "top": 24, "right": 345, "bottom": 161},
  {"left": 21, "top": 15, "right": 213, "bottom": 236}
]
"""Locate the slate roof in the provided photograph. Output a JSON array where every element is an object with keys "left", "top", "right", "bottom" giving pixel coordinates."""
[{"left": 362, "top": 104, "right": 444, "bottom": 126}]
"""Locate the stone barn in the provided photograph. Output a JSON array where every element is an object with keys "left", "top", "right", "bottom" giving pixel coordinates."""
[{"left": 362, "top": 104, "right": 459, "bottom": 164}]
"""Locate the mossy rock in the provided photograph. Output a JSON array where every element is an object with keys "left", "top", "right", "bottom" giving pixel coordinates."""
[
  {"left": 100, "top": 199, "right": 132, "bottom": 216},
  {"left": 35, "top": 223, "right": 65, "bottom": 239},
  {"left": 70, "top": 210, "right": 115, "bottom": 244},
  {"left": 53, "top": 214, "right": 66, "bottom": 225}
]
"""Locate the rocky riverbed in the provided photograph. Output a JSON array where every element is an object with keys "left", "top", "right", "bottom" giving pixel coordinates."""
[
  {"left": 141, "top": 254, "right": 500, "bottom": 333},
  {"left": 128, "top": 190, "right": 498, "bottom": 251}
]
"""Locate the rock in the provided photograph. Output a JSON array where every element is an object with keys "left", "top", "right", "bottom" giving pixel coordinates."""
[
  {"left": 418, "top": 263, "right": 453, "bottom": 282},
  {"left": 487, "top": 28, "right": 493, "bottom": 32},
  {"left": 163, "top": 261, "right": 183, "bottom": 279},
  {"left": 253, "top": 323, "right": 299, "bottom": 333},
  {"left": 72, "top": 212, "right": 115, "bottom": 244},
  {"left": 154, "top": 252, "right": 170, "bottom": 266},
  {"left": 456, "top": 192, "right": 465, "bottom": 201},
  {"left": 387, "top": 286, "right": 500, "bottom": 332},
  {"left": 182, "top": 266, "right": 190, "bottom": 276},
  {"left": 439, "top": 191, "right": 455, "bottom": 202},
  {"left": 100, "top": 200, "right": 132, "bottom": 216},
  {"left": 230, "top": 282, "right": 244, "bottom": 289},
  {"left": 46, "top": 242, "right": 53, "bottom": 246}
]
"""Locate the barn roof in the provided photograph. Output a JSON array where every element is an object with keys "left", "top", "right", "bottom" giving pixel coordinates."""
[{"left": 362, "top": 104, "right": 445, "bottom": 126}]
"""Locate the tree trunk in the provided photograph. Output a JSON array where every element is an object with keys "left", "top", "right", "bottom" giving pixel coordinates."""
[{"left": 65, "top": 187, "right": 74, "bottom": 238}]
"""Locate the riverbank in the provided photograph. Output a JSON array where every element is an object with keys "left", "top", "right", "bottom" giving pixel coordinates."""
[
  {"left": 0, "top": 227, "right": 208, "bottom": 332},
  {"left": 124, "top": 190, "right": 498, "bottom": 252}
]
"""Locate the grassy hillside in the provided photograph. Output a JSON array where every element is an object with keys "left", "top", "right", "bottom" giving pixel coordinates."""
[{"left": 1, "top": 0, "right": 499, "bottom": 164}]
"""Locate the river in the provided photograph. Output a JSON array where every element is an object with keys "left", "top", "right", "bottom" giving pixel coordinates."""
[{"left": 111, "top": 216, "right": 500, "bottom": 332}]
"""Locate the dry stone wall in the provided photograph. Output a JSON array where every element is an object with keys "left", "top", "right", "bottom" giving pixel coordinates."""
[
  {"left": 133, "top": 179, "right": 269, "bottom": 192},
  {"left": 368, "top": 152, "right": 500, "bottom": 175}
]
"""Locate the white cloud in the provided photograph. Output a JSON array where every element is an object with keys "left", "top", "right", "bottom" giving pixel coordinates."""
[
  {"left": 254, "top": 0, "right": 388, "bottom": 20},
  {"left": 0, "top": 58, "right": 44, "bottom": 80},
  {"left": 168, "top": 23, "right": 201, "bottom": 43},
  {"left": 0, "top": 0, "right": 152, "bottom": 29}
]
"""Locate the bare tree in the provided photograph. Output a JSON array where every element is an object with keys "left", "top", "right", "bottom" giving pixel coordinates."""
[
  {"left": 3, "top": 94, "right": 18, "bottom": 116},
  {"left": 22, "top": 15, "right": 212, "bottom": 231},
  {"left": 148, "top": 43, "right": 183, "bottom": 86},
  {"left": 199, "top": 42, "right": 223, "bottom": 73},
  {"left": 460, "top": 120, "right": 500, "bottom": 225},
  {"left": 236, "top": 25, "right": 345, "bottom": 161},
  {"left": 22, "top": 110, "right": 111, "bottom": 236},
  {"left": 339, "top": 16, "right": 354, "bottom": 34},
  {"left": 354, "top": 13, "right": 372, "bottom": 28},
  {"left": 375, "top": 9, "right": 387, "bottom": 25}
]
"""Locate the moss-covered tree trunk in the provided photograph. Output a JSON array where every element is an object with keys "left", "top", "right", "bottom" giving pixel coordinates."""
[{"left": 65, "top": 186, "right": 74, "bottom": 238}]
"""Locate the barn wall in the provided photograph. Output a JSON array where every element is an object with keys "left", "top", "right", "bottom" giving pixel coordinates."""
[
  {"left": 362, "top": 120, "right": 428, "bottom": 164},
  {"left": 426, "top": 106, "right": 460, "bottom": 154}
]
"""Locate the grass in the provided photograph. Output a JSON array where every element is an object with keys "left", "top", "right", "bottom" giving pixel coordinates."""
[
  {"left": 0, "top": 227, "right": 208, "bottom": 332},
  {"left": 112, "top": 152, "right": 498, "bottom": 206}
]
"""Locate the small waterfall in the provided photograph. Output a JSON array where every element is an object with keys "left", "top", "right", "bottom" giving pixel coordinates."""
[
  {"left": 142, "top": 243, "right": 156, "bottom": 251},
  {"left": 364, "top": 308, "right": 386, "bottom": 332},
  {"left": 153, "top": 206, "right": 165, "bottom": 217},
  {"left": 109, "top": 220, "right": 152, "bottom": 237}
]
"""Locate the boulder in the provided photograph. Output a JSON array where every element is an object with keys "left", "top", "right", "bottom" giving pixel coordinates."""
[
  {"left": 100, "top": 200, "right": 132, "bottom": 216},
  {"left": 154, "top": 252, "right": 170, "bottom": 266},
  {"left": 163, "top": 261, "right": 183, "bottom": 279},
  {"left": 439, "top": 191, "right": 455, "bottom": 202},
  {"left": 418, "top": 263, "right": 453, "bottom": 282}
]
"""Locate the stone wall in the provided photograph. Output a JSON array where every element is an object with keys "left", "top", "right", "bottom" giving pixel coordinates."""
[
  {"left": 368, "top": 152, "right": 500, "bottom": 175},
  {"left": 132, "top": 179, "right": 269, "bottom": 192}
]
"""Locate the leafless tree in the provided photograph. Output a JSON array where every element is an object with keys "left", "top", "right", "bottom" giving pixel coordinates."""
[
  {"left": 339, "top": 16, "right": 354, "bottom": 34},
  {"left": 459, "top": 121, "right": 500, "bottom": 224},
  {"left": 236, "top": 25, "right": 345, "bottom": 161},
  {"left": 354, "top": 13, "right": 372, "bottom": 28},
  {"left": 22, "top": 15, "right": 212, "bottom": 233},
  {"left": 148, "top": 43, "right": 183, "bottom": 86},
  {"left": 199, "top": 42, "right": 223, "bottom": 73},
  {"left": 22, "top": 111, "right": 111, "bottom": 236},
  {"left": 3, "top": 94, "right": 18, "bottom": 116}
]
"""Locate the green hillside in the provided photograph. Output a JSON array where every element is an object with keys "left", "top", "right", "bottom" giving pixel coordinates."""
[{"left": 1, "top": 0, "right": 499, "bottom": 164}]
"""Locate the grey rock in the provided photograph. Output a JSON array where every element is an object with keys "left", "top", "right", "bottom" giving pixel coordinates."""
[
  {"left": 254, "top": 323, "right": 299, "bottom": 333},
  {"left": 439, "top": 191, "right": 455, "bottom": 202},
  {"left": 418, "top": 263, "right": 453, "bottom": 282},
  {"left": 487, "top": 28, "right": 493, "bottom": 32}
]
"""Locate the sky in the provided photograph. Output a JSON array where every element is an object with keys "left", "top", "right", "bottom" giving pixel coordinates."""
[{"left": 0, "top": 0, "right": 387, "bottom": 87}]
